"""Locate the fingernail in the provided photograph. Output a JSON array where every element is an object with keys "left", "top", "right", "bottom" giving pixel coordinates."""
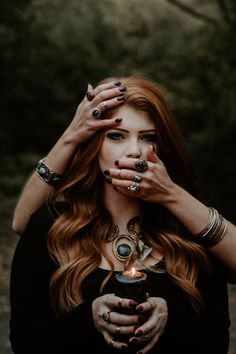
[
  {"left": 136, "top": 305, "right": 143, "bottom": 313},
  {"left": 152, "top": 144, "right": 155, "bottom": 152},
  {"left": 105, "top": 178, "right": 112, "bottom": 184},
  {"left": 135, "top": 329, "right": 143, "bottom": 337},
  {"left": 115, "top": 118, "right": 122, "bottom": 123},
  {"left": 114, "top": 160, "right": 119, "bottom": 166},
  {"left": 129, "top": 337, "right": 139, "bottom": 344},
  {"left": 121, "top": 345, "right": 128, "bottom": 350},
  {"left": 113, "top": 186, "right": 118, "bottom": 191},
  {"left": 117, "top": 96, "right": 125, "bottom": 101},
  {"left": 104, "top": 169, "right": 110, "bottom": 175},
  {"left": 129, "top": 300, "right": 138, "bottom": 307},
  {"left": 114, "top": 81, "right": 121, "bottom": 86},
  {"left": 119, "top": 87, "right": 127, "bottom": 92}
]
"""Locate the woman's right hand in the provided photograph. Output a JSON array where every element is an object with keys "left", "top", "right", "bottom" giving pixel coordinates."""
[
  {"left": 92, "top": 293, "right": 144, "bottom": 350},
  {"left": 64, "top": 81, "right": 126, "bottom": 146}
]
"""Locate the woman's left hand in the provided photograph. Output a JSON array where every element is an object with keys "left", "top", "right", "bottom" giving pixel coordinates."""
[
  {"left": 105, "top": 145, "right": 176, "bottom": 205},
  {"left": 129, "top": 296, "right": 168, "bottom": 353}
]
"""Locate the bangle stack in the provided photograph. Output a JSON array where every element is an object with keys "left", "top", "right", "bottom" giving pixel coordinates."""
[
  {"left": 36, "top": 158, "right": 63, "bottom": 186},
  {"left": 194, "top": 207, "right": 228, "bottom": 248}
]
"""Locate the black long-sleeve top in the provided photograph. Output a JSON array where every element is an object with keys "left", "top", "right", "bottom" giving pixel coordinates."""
[{"left": 10, "top": 206, "right": 230, "bottom": 354}]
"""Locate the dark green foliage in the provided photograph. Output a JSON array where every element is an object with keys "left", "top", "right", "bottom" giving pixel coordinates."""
[{"left": 0, "top": 0, "right": 235, "bottom": 221}]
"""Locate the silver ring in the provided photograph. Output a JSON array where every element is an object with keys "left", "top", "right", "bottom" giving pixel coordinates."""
[
  {"left": 116, "top": 326, "right": 121, "bottom": 334},
  {"left": 147, "top": 299, "right": 156, "bottom": 309},
  {"left": 127, "top": 182, "right": 139, "bottom": 193},
  {"left": 92, "top": 107, "right": 102, "bottom": 118},
  {"left": 118, "top": 298, "right": 123, "bottom": 307},
  {"left": 144, "top": 334, "right": 149, "bottom": 341},
  {"left": 102, "top": 310, "right": 111, "bottom": 322},
  {"left": 133, "top": 174, "right": 142, "bottom": 183},
  {"left": 135, "top": 159, "right": 148, "bottom": 172},
  {"left": 110, "top": 339, "right": 115, "bottom": 347}
]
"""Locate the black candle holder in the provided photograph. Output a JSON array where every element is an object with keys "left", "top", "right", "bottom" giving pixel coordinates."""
[{"left": 113, "top": 270, "right": 147, "bottom": 346}]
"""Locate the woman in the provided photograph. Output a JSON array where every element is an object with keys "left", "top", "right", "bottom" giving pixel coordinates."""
[{"left": 10, "top": 76, "right": 235, "bottom": 354}]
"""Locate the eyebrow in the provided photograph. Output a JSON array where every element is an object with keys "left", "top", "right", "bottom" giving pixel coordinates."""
[{"left": 108, "top": 128, "right": 156, "bottom": 133}]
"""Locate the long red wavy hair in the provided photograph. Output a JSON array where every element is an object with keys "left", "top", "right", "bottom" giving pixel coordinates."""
[{"left": 48, "top": 76, "right": 210, "bottom": 315}]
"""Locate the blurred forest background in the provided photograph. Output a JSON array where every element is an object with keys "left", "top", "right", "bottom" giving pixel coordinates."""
[{"left": 0, "top": 0, "right": 235, "bottom": 353}]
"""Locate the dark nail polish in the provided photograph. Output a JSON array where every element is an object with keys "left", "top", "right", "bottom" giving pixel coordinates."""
[
  {"left": 107, "top": 178, "right": 112, "bottom": 184},
  {"left": 136, "top": 306, "right": 143, "bottom": 313},
  {"left": 117, "top": 96, "right": 125, "bottom": 101},
  {"left": 129, "top": 300, "right": 138, "bottom": 307},
  {"left": 113, "top": 186, "right": 118, "bottom": 191},
  {"left": 115, "top": 118, "right": 122, "bottom": 123},
  {"left": 114, "top": 160, "right": 119, "bottom": 166},
  {"left": 119, "top": 87, "right": 127, "bottom": 92},
  {"left": 114, "top": 81, "right": 121, "bottom": 86},
  {"left": 130, "top": 337, "right": 139, "bottom": 344},
  {"left": 104, "top": 169, "right": 110, "bottom": 175},
  {"left": 152, "top": 144, "right": 155, "bottom": 152},
  {"left": 135, "top": 329, "right": 143, "bottom": 337},
  {"left": 121, "top": 345, "right": 128, "bottom": 350}
]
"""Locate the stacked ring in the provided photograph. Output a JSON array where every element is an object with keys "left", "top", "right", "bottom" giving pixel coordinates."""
[
  {"left": 92, "top": 107, "right": 102, "bottom": 118},
  {"left": 135, "top": 159, "right": 148, "bottom": 173},
  {"left": 127, "top": 182, "right": 139, "bottom": 193},
  {"left": 102, "top": 310, "right": 112, "bottom": 322},
  {"left": 133, "top": 174, "right": 142, "bottom": 183}
]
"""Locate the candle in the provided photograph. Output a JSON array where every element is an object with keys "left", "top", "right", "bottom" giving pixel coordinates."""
[
  {"left": 115, "top": 267, "right": 147, "bottom": 305},
  {"left": 114, "top": 267, "right": 147, "bottom": 345}
]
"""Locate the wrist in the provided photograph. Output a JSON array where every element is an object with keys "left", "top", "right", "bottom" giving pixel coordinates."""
[{"left": 36, "top": 158, "right": 64, "bottom": 186}]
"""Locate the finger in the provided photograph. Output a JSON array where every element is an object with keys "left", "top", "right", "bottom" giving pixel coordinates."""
[
  {"left": 146, "top": 145, "right": 161, "bottom": 164},
  {"left": 105, "top": 168, "right": 144, "bottom": 182},
  {"left": 85, "top": 83, "right": 95, "bottom": 101},
  {"left": 93, "top": 80, "right": 123, "bottom": 95},
  {"left": 113, "top": 158, "right": 149, "bottom": 171},
  {"left": 93, "top": 95, "right": 125, "bottom": 116},
  {"left": 103, "top": 334, "right": 128, "bottom": 350},
  {"left": 93, "top": 86, "right": 126, "bottom": 107},
  {"left": 108, "top": 312, "right": 146, "bottom": 326},
  {"left": 105, "top": 295, "right": 138, "bottom": 310},
  {"left": 89, "top": 117, "right": 123, "bottom": 132},
  {"left": 109, "top": 323, "right": 139, "bottom": 335}
]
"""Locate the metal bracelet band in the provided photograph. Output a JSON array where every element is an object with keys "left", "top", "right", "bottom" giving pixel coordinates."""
[
  {"left": 36, "top": 158, "right": 63, "bottom": 186},
  {"left": 194, "top": 207, "right": 228, "bottom": 248}
]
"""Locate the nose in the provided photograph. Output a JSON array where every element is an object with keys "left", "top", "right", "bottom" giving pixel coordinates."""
[{"left": 125, "top": 139, "right": 142, "bottom": 158}]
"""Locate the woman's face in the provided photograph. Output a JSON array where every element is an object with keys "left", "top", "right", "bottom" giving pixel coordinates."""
[{"left": 98, "top": 105, "right": 157, "bottom": 172}]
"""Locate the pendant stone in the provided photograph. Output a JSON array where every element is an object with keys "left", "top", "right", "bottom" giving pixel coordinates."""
[{"left": 117, "top": 244, "right": 132, "bottom": 257}]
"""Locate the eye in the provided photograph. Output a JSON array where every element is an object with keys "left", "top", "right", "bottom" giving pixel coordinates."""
[
  {"left": 106, "top": 132, "right": 124, "bottom": 141},
  {"left": 141, "top": 134, "right": 157, "bottom": 143}
]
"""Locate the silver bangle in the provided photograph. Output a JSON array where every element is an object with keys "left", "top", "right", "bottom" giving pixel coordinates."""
[
  {"left": 194, "top": 207, "right": 227, "bottom": 248},
  {"left": 36, "top": 158, "right": 63, "bottom": 186}
]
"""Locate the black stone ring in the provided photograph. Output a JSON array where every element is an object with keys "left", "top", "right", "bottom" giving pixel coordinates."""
[
  {"left": 92, "top": 107, "right": 102, "bottom": 118},
  {"left": 135, "top": 159, "right": 148, "bottom": 173}
]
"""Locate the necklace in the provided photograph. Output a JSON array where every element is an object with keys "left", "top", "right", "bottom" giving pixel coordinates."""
[{"left": 105, "top": 216, "right": 152, "bottom": 263}]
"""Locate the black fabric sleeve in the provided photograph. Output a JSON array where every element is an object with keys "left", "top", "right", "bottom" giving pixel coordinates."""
[{"left": 9, "top": 206, "right": 101, "bottom": 354}]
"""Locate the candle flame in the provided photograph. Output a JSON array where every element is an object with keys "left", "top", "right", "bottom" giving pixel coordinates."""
[{"left": 131, "top": 267, "right": 136, "bottom": 276}]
